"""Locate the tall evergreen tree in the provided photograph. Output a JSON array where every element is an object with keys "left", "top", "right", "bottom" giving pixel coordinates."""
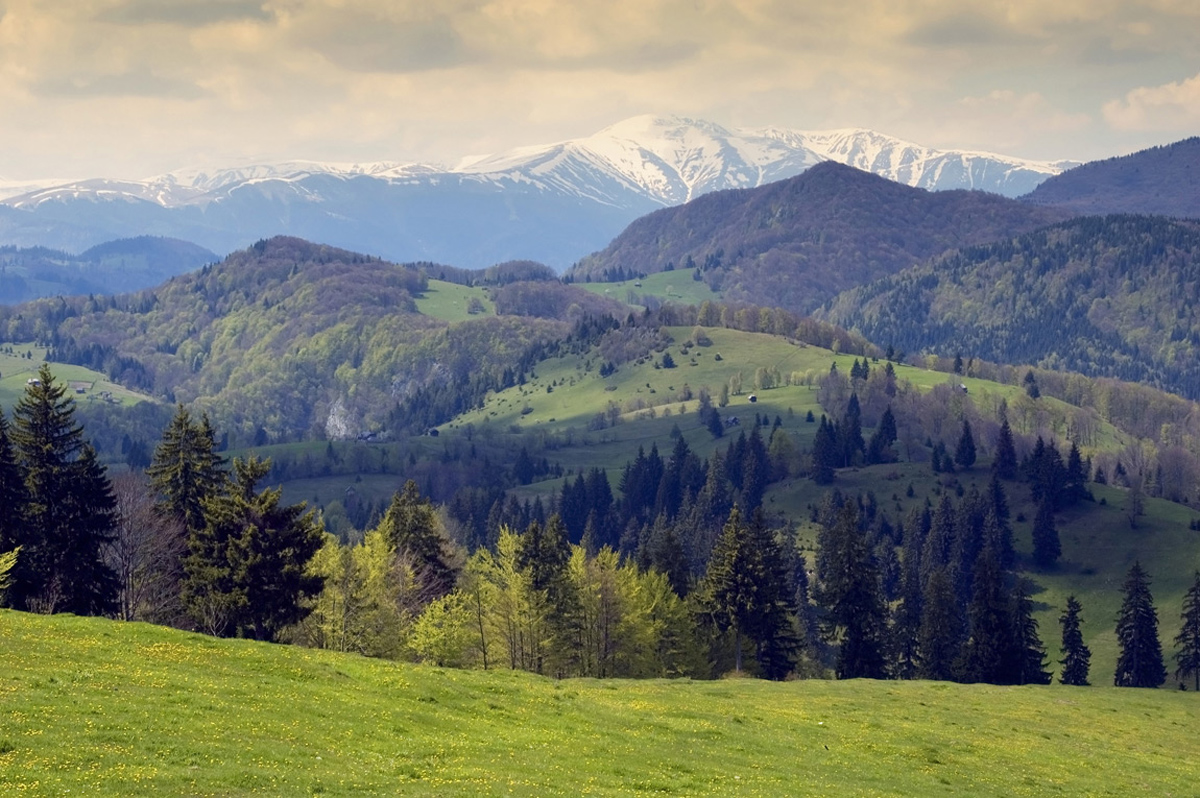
[
  {"left": 378, "top": 480, "right": 459, "bottom": 599},
  {"left": 957, "top": 547, "right": 1012, "bottom": 684},
  {"left": 819, "top": 502, "right": 888, "bottom": 679},
  {"left": 1008, "top": 580, "right": 1052, "bottom": 685},
  {"left": 993, "top": 416, "right": 1018, "bottom": 480},
  {"left": 11, "top": 365, "right": 118, "bottom": 615},
  {"left": 811, "top": 415, "right": 836, "bottom": 485},
  {"left": 147, "top": 404, "right": 226, "bottom": 536},
  {"left": 745, "top": 509, "right": 800, "bottom": 680},
  {"left": 701, "top": 506, "right": 760, "bottom": 673},
  {"left": 1058, "top": 595, "right": 1091, "bottom": 686},
  {"left": 1031, "top": 497, "right": 1061, "bottom": 568},
  {"left": 918, "top": 566, "right": 964, "bottom": 681},
  {"left": 1173, "top": 571, "right": 1200, "bottom": 691},
  {"left": 954, "top": 419, "right": 977, "bottom": 470},
  {"left": 0, "top": 410, "right": 29, "bottom": 609},
  {"left": 183, "top": 456, "right": 325, "bottom": 640},
  {"left": 866, "top": 405, "right": 898, "bottom": 465},
  {"left": 1114, "top": 562, "right": 1166, "bottom": 688}
]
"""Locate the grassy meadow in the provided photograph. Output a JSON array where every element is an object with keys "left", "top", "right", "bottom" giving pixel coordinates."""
[
  {"left": 576, "top": 268, "right": 722, "bottom": 309},
  {"left": 1, "top": 610, "right": 1196, "bottom": 797},
  {"left": 414, "top": 280, "right": 495, "bottom": 323},
  {"left": 0, "top": 343, "right": 154, "bottom": 410}
]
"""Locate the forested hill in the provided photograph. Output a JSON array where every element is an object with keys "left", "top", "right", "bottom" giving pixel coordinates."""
[
  {"left": 1023, "top": 137, "right": 1200, "bottom": 219},
  {"left": 820, "top": 215, "right": 1200, "bottom": 399},
  {"left": 0, "top": 237, "right": 571, "bottom": 442},
  {"left": 568, "top": 161, "right": 1066, "bottom": 314},
  {"left": 0, "top": 236, "right": 217, "bottom": 303}
]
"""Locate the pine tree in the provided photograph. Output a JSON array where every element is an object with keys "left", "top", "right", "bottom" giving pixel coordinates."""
[
  {"left": 957, "top": 547, "right": 1011, "bottom": 684},
  {"left": 183, "top": 456, "right": 325, "bottom": 640},
  {"left": 0, "top": 410, "right": 29, "bottom": 609},
  {"left": 866, "top": 405, "right": 898, "bottom": 465},
  {"left": 819, "top": 501, "right": 888, "bottom": 679},
  {"left": 1031, "top": 497, "right": 1061, "bottom": 568},
  {"left": 1058, "top": 595, "right": 1091, "bottom": 686},
  {"left": 701, "top": 506, "right": 759, "bottom": 673},
  {"left": 1009, "top": 580, "right": 1052, "bottom": 685},
  {"left": 993, "top": 416, "right": 1018, "bottom": 480},
  {"left": 1114, "top": 562, "right": 1166, "bottom": 688},
  {"left": 147, "top": 404, "right": 226, "bottom": 536},
  {"left": 1173, "top": 571, "right": 1200, "bottom": 691},
  {"left": 918, "top": 566, "right": 964, "bottom": 682},
  {"left": 11, "top": 365, "right": 118, "bottom": 615},
  {"left": 745, "top": 509, "right": 800, "bottom": 679},
  {"left": 378, "top": 480, "right": 459, "bottom": 599},
  {"left": 811, "top": 416, "right": 836, "bottom": 485},
  {"left": 954, "top": 419, "right": 976, "bottom": 470}
]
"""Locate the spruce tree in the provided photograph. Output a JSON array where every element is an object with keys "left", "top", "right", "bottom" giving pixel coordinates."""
[
  {"left": 811, "top": 416, "right": 836, "bottom": 485},
  {"left": 1058, "top": 595, "right": 1091, "bottom": 686},
  {"left": 183, "top": 456, "right": 324, "bottom": 640},
  {"left": 147, "top": 404, "right": 226, "bottom": 536},
  {"left": 918, "top": 566, "right": 964, "bottom": 681},
  {"left": 1009, "top": 580, "right": 1052, "bottom": 685},
  {"left": 993, "top": 416, "right": 1018, "bottom": 480},
  {"left": 701, "top": 506, "right": 759, "bottom": 673},
  {"left": 957, "top": 547, "right": 1011, "bottom": 684},
  {"left": 954, "top": 419, "right": 977, "bottom": 470},
  {"left": 1173, "top": 571, "right": 1200, "bottom": 691},
  {"left": 1114, "top": 562, "right": 1166, "bottom": 688},
  {"left": 818, "top": 501, "right": 887, "bottom": 679},
  {"left": 0, "top": 410, "right": 29, "bottom": 609},
  {"left": 1031, "top": 497, "right": 1061, "bottom": 568},
  {"left": 11, "top": 365, "right": 118, "bottom": 615},
  {"left": 378, "top": 480, "right": 459, "bottom": 599}
]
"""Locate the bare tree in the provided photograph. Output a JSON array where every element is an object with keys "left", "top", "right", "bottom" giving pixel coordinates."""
[{"left": 107, "top": 473, "right": 186, "bottom": 624}]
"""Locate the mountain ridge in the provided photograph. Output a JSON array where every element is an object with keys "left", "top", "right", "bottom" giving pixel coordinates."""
[{"left": 0, "top": 116, "right": 1074, "bottom": 269}]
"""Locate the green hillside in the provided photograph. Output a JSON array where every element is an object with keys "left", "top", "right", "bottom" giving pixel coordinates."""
[
  {"left": 1, "top": 611, "right": 1195, "bottom": 797},
  {"left": 0, "top": 343, "right": 152, "bottom": 409},
  {"left": 576, "top": 267, "right": 722, "bottom": 308},
  {"left": 414, "top": 279, "right": 495, "bottom": 323}
]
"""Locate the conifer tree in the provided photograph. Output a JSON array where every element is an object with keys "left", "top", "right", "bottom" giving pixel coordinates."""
[
  {"left": 1009, "top": 580, "right": 1052, "bottom": 685},
  {"left": 811, "top": 416, "right": 836, "bottom": 485},
  {"left": 1114, "top": 562, "right": 1166, "bottom": 688},
  {"left": 11, "top": 365, "right": 118, "bottom": 615},
  {"left": 957, "top": 547, "right": 1011, "bottom": 683},
  {"left": 1173, "top": 571, "right": 1200, "bottom": 691},
  {"left": 378, "top": 480, "right": 459, "bottom": 599},
  {"left": 918, "top": 566, "right": 964, "bottom": 681},
  {"left": 954, "top": 419, "right": 977, "bottom": 470},
  {"left": 1058, "top": 595, "right": 1091, "bottom": 686},
  {"left": 701, "top": 506, "right": 759, "bottom": 673},
  {"left": 1031, "top": 497, "right": 1061, "bottom": 568},
  {"left": 819, "top": 502, "right": 887, "bottom": 679},
  {"left": 147, "top": 404, "right": 226, "bottom": 536},
  {"left": 993, "top": 416, "right": 1018, "bottom": 480},
  {"left": 0, "top": 410, "right": 29, "bottom": 609},
  {"left": 866, "top": 405, "right": 898, "bottom": 465},
  {"left": 183, "top": 456, "right": 325, "bottom": 640}
]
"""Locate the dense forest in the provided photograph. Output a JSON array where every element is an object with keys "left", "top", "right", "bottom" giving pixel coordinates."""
[{"left": 820, "top": 215, "right": 1200, "bottom": 399}]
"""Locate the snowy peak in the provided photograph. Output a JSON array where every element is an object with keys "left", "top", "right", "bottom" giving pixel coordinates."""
[{"left": 1, "top": 116, "right": 1072, "bottom": 213}]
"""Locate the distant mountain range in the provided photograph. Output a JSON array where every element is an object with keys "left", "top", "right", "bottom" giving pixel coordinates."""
[
  {"left": 0, "top": 116, "right": 1074, "bottom": 269},
  {"left": 0, "top": 236, "right": 217, "bottom": 304},
  {"left": 569, "top": 161, "right": 1067, "bottom": 313},
  {"left": 1023, "top": 137, "right": 1200, "bottom": 219}
]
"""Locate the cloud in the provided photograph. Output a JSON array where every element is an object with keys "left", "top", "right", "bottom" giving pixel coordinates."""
[
  {"left": 1103, "top": 73, "right": 1200, "bottom": 131},
  {"left": 34, "top": 68, "right": 205, "bottom": 99},
  {"left": 96, "top": 0, "right": 273, "bottom": 27},
  {"left": 905, "top": 10, "right": 1032, "bottom": 48}
]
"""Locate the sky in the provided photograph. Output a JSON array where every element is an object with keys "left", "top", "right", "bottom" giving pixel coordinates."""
[{"left": 0, "top": 0, "right": 1198, "bottom": 180}]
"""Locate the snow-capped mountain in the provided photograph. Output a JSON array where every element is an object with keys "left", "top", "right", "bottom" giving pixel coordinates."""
[{"left": 0, "top": 116, "right": 1074, "bottom": 269}]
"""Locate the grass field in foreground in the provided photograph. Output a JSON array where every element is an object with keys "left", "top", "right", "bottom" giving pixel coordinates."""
[{"left": 1, "top": 612, "right": 1196, "bottom": 797}]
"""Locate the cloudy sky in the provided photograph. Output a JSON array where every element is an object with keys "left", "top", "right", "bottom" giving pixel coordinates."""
[{"left": 0, "top": 0, "right": 1197, "bottom": 179}]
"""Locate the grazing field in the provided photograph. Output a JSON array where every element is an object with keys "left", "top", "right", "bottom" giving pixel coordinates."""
[
  {"left": 1, "top": 611, "right": 1195, "bottom": 797},
  {"left": 0, "top": 343, "right": 154, "bottom": 410},
  {"left": 414, "top": 280, "right": 495, "bottom": 323},
  {"left": 576, "top": 268, "right": 722, "bottom": 308}
]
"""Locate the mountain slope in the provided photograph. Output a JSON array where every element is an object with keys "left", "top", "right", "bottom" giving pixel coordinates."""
[
  {"left": 570, "top": 162, "right": 1067, "bottom": 314},
  {"left": 820, "top": 214, "right": 1200, "bottom": 398},
  {"left": 1023, "top": 137, "right": 1200, "bottom": 219},
  {"left": 0, "top": 117, "right": 1072, "bottom": 269},
  {"left": 0, "top": 236, "right": 218, "bottom": 303}
]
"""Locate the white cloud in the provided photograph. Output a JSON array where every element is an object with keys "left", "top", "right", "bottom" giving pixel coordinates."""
[{"left": 1103, "top": 72, "right": 1200, "bottom": 131}]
